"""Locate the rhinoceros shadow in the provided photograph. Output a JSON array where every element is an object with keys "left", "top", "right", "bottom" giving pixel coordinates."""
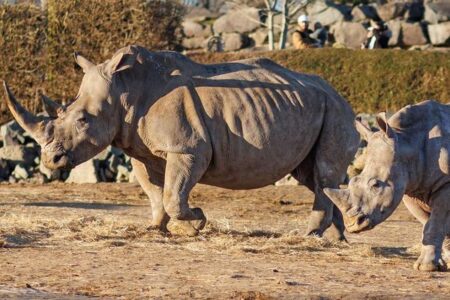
[
  {"left": 24, "top": 202, "right": 137, "bottom": 210},
  {"left": 369, "top": 246, "right": 415, "bottom": 259}
]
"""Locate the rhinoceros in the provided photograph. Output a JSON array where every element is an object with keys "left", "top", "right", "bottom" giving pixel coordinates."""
[
  {"left": 3, "top": 45, "right": 359, "bottom": 238},
  {"left": 325, "top": 100, "right": 450, "bottom": 271}
]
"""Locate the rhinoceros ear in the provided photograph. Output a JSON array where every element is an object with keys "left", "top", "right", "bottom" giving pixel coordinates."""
[
  {"left": 355, "top": 118, "right": 373, "bottom": 141},
  {"left": 74, "top": 52, "right": 95, "bottom": 73},
  {"left": 376, "top": 112, "right": 396, "bottom": 139}
]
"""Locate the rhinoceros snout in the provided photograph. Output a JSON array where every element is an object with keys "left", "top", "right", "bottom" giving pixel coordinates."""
[{"left": 42, "top": 150, "right": 73, "bottom": 170}]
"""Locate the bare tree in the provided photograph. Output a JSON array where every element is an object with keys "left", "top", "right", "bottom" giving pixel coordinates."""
[{"left": 229, "top": 0, "right": 313, "bottom": 50}]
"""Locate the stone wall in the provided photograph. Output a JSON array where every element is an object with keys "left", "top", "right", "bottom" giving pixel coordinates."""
[{"left": 181, "top": 0, "right": 450, "bottom": 51}]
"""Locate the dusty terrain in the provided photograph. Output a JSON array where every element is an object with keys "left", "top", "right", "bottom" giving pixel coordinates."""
[{"left": 0, "top": 183, "right": 449, "bottom": 299}]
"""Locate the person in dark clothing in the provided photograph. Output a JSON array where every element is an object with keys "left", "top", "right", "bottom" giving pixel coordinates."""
[{"left": 361, "top": 21, "right": 391, "bottom": 49}]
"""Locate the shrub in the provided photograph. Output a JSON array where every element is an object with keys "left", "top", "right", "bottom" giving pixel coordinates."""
[{"left": 189, "top": 49, "right": 449, "bottom": 113}]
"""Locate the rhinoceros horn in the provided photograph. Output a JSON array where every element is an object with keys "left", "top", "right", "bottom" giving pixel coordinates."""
[
  {"left": 3, "top": 81, "right": 49, "bottom": 144},
  {"left": 39, "top": 90, "right": 62, "bottom": 118},
  {"left": 323, "top": 188, "right": 351, "bottom": 213},
  {"left": 355, "top": 119, "right": 373, "bottom": 141}
]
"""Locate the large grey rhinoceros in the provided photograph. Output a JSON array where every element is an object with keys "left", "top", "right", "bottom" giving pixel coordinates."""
[
  {"left": 3, "top": 45, "right": 359, "bottom": 238},
  {"left": 325, "top": 100, "right": 450, "bottom": 271}
]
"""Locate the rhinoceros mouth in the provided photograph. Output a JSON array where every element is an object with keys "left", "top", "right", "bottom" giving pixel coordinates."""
[{"left": 344, "top": 214, "right": 373, "bottom": 233}]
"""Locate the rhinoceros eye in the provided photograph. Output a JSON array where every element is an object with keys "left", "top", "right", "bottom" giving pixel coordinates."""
[
  {"left": 75, "top": 117, "right": 88, "bottom": 133},
  {"left": 369, "top": 179, "right": 384, "bottom": 194}
]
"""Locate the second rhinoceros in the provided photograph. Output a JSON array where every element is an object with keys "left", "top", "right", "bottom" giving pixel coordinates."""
[
  {"left": 3, "top": 45, "right": 359, "bottom": 238},
  {"left": 325, "top": 100, "right": 450, "bottom": 271}
]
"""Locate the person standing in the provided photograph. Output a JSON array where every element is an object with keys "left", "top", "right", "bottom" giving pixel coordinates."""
[{"left": 292, "top": 15, "right": 318, "bottom": 49}]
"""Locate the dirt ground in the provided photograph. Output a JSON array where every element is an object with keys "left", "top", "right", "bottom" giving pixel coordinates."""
[{"left": 0, "top": 183, "right": 449, "bottom": 299}]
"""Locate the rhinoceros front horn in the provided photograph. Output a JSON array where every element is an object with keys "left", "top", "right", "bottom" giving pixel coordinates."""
[
  {"left": 323, "top": 188, "right": 351, "bottom": 213},
  {"left": 3, "top": 81, "right": 49, "bottom": 144}
]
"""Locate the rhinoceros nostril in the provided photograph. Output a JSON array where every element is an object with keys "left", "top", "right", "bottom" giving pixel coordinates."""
[
  {"left": 53, "top": 153, "right": 64, "bottom": 164},
  {"left": 357, "top": 215, "right": 366, "bottom": 226}
]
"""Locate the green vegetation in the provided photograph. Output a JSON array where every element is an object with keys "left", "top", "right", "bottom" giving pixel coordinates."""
[{"left": 190, "top": 49, "right": 449, "bottom": 113}]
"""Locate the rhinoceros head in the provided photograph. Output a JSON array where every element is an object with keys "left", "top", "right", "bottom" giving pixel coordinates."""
[
  {"left": 324, "top": 114, "right": 410, "bottom": 233},
  {"left": 2, "top": 50, "right": 137, "bottom": 170}
]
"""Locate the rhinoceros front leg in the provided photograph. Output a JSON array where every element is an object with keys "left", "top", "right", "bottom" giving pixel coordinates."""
[
  {"left": 163, "top": 152, "right": 208, "bottom": 236},
  {"left": 413, "top": 187, "right": 449, "bottom": 272},
  {"left": 131, "top": 159, "right": 170, "bottom": 232}
]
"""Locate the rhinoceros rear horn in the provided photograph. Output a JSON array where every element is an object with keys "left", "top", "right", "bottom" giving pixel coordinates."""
[
  {"left": 39, "top": 90, "right": 62, "bottom": 118},
  {"left": 323, "top": 188, "right": 351, "bottom": 213},
  {"left": 74, "top": 52, "right": 95, "bottom": 73},
  {"left": 3, "top": 81, "right": 49, "bottom": 144}
]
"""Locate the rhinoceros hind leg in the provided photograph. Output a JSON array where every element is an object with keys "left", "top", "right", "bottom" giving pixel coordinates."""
[
  {"left": 163, "top": 152, "right": 208, "bottom": 236},
  {"left": 131, "top": 158, "right": 170, "bottom": 233},
  {"left": 444, "top": 237, "right": 450, "bottom": 263}
]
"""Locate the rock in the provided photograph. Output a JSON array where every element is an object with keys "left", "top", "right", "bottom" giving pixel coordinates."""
[
  {"left": 222, "top": 32, "right": 249, "bottom": 51},
  {"left": 213, "top": 7, "right": 261, "bottom": 34},
  {"left": 0, "top": 145, "right": 36, "bottom": 166},
  {"left": 351, "top": 5, "right": 379, "bottom": 22},
  {"left": 185, "top": 7, "right": 219, "bottom": 22},
  {"left": 65, "top": 159, "right": 99, "bottom": 183},
  {"left": 401, "top": 22, "right": 428, "bottom": 46},
  {"left": 428, "top": 22, "right": 450, "bottom": 45},
  {"left": 275, "top": 174, "right": 299, "bottom": 186},
  {"left": 330, "top": 22, "right": 367, "bottom": 49},
  {"left": 12, "top": 164, "right": 29, "bottom": 180},
  {"left": 307, "top": 0, "right": 350, "bottom": 26},
  {"left": 182, "top": 20, "right": 204, "bottom": 38},
  {"left": 0, "top": 120, "right": 25, "bottom": 146},
  {"left": 376, "top": 2, "right": 407, "bottom": 21},
  {"left": 182, "top": 37, "right": 206, "bottom": 50},
  {"left": 424, "top": 1, "right": 450, "bottom": 24},
  {"left": 249, "top": 28, "right": 268, "bottom": 46},
  {"left": 387, "top": 20, "right": 402, "bottom": 46},
  {"left": 116, "top": 165, "right": 130, "bottom": 182}
]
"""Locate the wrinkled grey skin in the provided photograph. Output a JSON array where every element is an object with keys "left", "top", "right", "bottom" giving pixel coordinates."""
[
  {"left": 325, "top": 101, "right": 450, "bottom": 271},
  {"left": 3, "top": 45, "right": 359, "bottom": 238}
]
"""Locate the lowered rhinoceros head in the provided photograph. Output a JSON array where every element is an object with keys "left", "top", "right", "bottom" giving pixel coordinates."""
[
  {"left": 324, "top": 114, "right": 412, "bottom": 233},
  {"left": 3, "top": 49, "right": 138, "bottom": 170}
]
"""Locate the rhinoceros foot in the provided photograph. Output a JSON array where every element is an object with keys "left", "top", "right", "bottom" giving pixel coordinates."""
[
  {"left": 167, "top": 207, "right": 207, "bottom": 237},
  {"left": 414, "top": 249, "right": 447, "bottom": 272}
]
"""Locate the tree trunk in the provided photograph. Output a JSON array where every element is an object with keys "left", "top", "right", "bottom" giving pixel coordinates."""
[
  {"left": 267, "top": 10, "right": 275, "bottom": 51},
  {"left": 278, "top": 0, "right": 289, "bottom": 49}
]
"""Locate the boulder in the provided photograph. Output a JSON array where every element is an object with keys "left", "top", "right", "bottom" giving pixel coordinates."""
[
  {"left": 401, "top": 22, "right": 428, "bottom": 46},
  {"left": 65, "top": 159, "right": 99, "bottom": 183},
  {"left": 222, "top": 32, "right": 249, "bottom": 51},
  {"left": 376, "top": 2, "right": 407, "bottom": 21},
  {"left": 331, "top": 22, "right": 367, "bottom": 49},
  {"left": 185, "top": 7, "right": 219, "bottom": 22},
  {"left": 275, "top": 174, "right": 300, "bottom": 186},
  {"left": 307, "top": 1, "right": 350, "bottom": 26},
  {"left": 0, "top": 120, "right": 25, "bottom": 146},
  {"left": 428, "top": 22, "right": 450, "bottom": 45},
  {"left": 213, "top": 7, "right": 261, "bottom": 34},
  {"left": 182, "top": 20, "right": 204, "bottom": 38},
  {"left": 182, "top": 37, "right": 206, "bottom": 50},
  {"left": 351, "top": 5, "right": 379, "bottom": 22},
  {"left": 0, "top": 145, "right": 36, "bottom": 166},
  {"left": 387, "top": 19, "right": 402, "bottom": 46},
  {"left": 424, "top": 1, "right": 450, "bottom": 24},
  {"left": 249, "top": 28, "right": 268, "bottom": 46},
  {"left": 12, "top": 164, "right": 29, "bottom": 180}
]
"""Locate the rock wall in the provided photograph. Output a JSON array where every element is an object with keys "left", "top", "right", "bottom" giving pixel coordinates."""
[{"left": 181, "top": 0, "right": 450, "bottom": 51}]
